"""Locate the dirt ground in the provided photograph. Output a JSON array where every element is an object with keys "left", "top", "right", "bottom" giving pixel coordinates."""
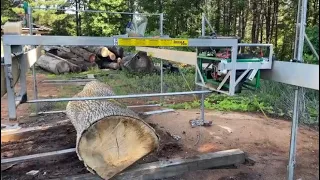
[{"left": 1, "top": 74, "right": 319, "bottom": 180}]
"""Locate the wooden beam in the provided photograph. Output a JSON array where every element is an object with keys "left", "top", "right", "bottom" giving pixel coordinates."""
[
  {"left": 136, "top": 47, "right": 197, "bottom": 65},
  {"left": 1, "top": 148, "right": 76, "bottom": 164},
  {"left": 56, "top": 149, "right": 245, "bottom": 180},
  {"left": 1, "top": 119, "right": 70, "bottom": 143}
]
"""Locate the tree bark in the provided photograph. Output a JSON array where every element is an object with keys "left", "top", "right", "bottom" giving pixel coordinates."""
[
  {"left": 46, "top": 52, "right": 82, "bottom": 73},
  {"left": 36, "top": 55, "right": 70, "bottom": 74},
  {"left": 68, "top": 58, "right": 98, "bottom": 71},
  {"left": 70, "top": 46, "right": 96, "bottom": 63},
  {"left": 120, "top": 51, "right": 154, "bottom": 73},
  {"left": 101, "top": 61, "right": 120, "bottom": 70},
  {"left": 66, "top": 81, "right": 159, "bottom": 179}
]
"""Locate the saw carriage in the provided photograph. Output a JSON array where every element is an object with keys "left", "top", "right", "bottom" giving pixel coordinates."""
[{"left": 196, "top": 35, "right": 274, "bottom": 94}]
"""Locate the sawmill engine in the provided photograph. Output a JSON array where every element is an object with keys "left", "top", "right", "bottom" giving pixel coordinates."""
[{"left": 197, "top": 35, "right": 266, "bottom": 93}]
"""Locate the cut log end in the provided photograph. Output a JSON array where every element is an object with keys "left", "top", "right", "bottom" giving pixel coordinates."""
[
  {"left": 89, "top": 55, "right": 96, "bottom": 63},
  {"left": 100, "top": 47, "right": 116, "bottom": 61},
  {"left": 78, "top": 116, "right": 159, "bottom": 179}
]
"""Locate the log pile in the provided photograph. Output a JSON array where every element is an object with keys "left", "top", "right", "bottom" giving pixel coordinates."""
[
  {"left": 66, "top": 80, "right": 159, "bottom": 179},
  {"left": 38, "top": 46, "right": 154, "bottom": 74}
]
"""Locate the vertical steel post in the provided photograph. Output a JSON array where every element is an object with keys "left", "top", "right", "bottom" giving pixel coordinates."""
[
  {"left": 28, "top": 6, "right": 39, "bottom": 114},
  {"left": 287, "top": 0, "right": 307, "bottom": 179},
  {"left": 229, "top": 44, "right": 238, "bottom": 95},
  {"left": 293, "top": 0, "right": 302, "bottom": 59},
  {"left": 200, "top": 89, "right": 205, "bottom": 122},
  {"left": 160, "top": 59, "right": 164, "bottom": 103},
  {"left": 160, "top": 13, "right": 164, "bottom": 36},
  {"left": 201, "top": 14, "right": 205, "bottom": 36},
  {"left": 4, "top": 45, "right": 17, "bottom": 120}
]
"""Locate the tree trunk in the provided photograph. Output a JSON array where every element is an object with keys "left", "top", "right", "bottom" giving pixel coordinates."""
[
  {"left": 82, "top": 46, "right": 116, "bottom": 60},
  {"left": 107, "top": 46, "right": 124, "bottom": 59},
  {"left": 266, "top": 0, "right": 271, "bottom": 43},
  {"left": 36, "top": 55, "right": 70, "bottom": 74},
  {"left": 65, "top": 81, "right": 159, "bottom": 179},
  {"left": 101, "top": 61, "right": 120, "bottom": 70},
  {"left": 69, "top": 58, "right": 98, "bottom": 71},
  {"left": 46, "top": 52, "right": 82, "bottom": 73},
  {"left": 120, "top": 51, "right": 154, "bottom": 73},
  {"left": 70, "top": 46, "right": 96, "bottom": 63},
  {"left": 215, "top": 0, "right": 221, "bottom": 33}
]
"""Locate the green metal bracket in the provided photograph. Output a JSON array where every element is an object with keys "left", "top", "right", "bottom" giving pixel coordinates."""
[{"left": 23, "top": 1, "right": 29, "bottom": 14}]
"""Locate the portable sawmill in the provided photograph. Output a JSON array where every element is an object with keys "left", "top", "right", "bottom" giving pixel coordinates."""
[{"left": 197, "top": 35, "right": 273, "bottom": 94}]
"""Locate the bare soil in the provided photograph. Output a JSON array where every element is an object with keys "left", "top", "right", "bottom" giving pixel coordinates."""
[{"left": 1, "top": 74, "right": 319, "bottom": 180}]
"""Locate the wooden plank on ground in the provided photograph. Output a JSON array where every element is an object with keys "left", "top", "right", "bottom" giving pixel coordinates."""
[
  {"left": 1, "top": 119, "right": 70, "bottom": 143},
  {"left": 1, "top": 148, "right": 76, "bottom": 164},
  {"left": 57, "top": 149, "right": 245, "bottom": 180}
]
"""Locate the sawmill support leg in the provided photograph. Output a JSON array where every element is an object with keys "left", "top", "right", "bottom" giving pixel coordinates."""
[{"left": 4, "top": 45, "right": 17, "bottom": 120}]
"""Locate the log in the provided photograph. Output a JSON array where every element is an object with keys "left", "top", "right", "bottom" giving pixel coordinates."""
[
  {"left": 44, "top": 46, "right": 78, "bottom": 59},
  {"left": 120, "top": 51, "right": 154, "bottom": 73},
  {"left": 68, "top": 58, "right": 98, "bottom": 71},
  {"left": 36, "top": 55, "right": 70, "bottom": 74},
  {"left": 69, "top": 46, "right": 96, "bottom": 63},
  {"left": 46, "top": 52, "right": 81, "bottom": 73},
  {"left": 65, "top": 81, "right": 159, "bottom": 179},
  {"left": 107, "top": 46, "right": 124, "bottom": 59},
  {"left": 101, "top": 61, "right": 120, "bottom": 70},
  {"left": 83, "top": 46, "right": 116, "bottom": 60}
]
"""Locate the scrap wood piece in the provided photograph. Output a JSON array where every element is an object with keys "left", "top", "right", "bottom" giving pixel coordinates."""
[
  {"left": 65, "top": 80, "right": 159, "bottom": 179},
  {"left": 56, "top": 149, "right": 245, "bottom": 180},
  {"left": 189, "top": 119, "right": 212, "bottom": 128}
]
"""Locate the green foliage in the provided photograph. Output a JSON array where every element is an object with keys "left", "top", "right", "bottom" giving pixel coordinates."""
[
  {"left": 81, "top": 0, "right": 128, "bottom": 36},
  {"left": 303, "top": 26, "right": 319, "bottom": 64},
  {"left": 168, "top": 94, "right": 274, "bottom": 114},
  {"left": 1, "top": 0, "right": 20, "bottom": 24}
]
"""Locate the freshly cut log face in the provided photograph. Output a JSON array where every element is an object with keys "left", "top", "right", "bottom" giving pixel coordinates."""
[
  {"left": 66, "top": 81, "right": 159, "bottom": 179},
  {"left": 83, "top": 46, "right": 116, "bottom": 60}
]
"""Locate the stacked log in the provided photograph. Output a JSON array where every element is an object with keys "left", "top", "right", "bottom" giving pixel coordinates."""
[
  {"left": 69, "top": 46, "right": 97, "bottom": 63},
  {"left": 36, "top": 55, "right": 70, "bottom": 74},
  {"left": 66, "top": 80, "right": 159, "bottom": 179},
  {"left": 39, "top": 46, "right": 154, "bottom": 74}
]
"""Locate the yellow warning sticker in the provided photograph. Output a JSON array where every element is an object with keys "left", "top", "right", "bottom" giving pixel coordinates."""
[{"left": 117, "top": 38, "right": 189, "bottom": 47}]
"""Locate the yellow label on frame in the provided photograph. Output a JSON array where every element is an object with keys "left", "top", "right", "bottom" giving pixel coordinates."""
[{"left": 117, "top": 38, "right": 189, "bottom": 47}]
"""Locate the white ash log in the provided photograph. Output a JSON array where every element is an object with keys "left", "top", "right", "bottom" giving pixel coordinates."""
[
  {"left": 36, "top": 55, "right": 70, "bottom": 74},
  {"left": 46, "top": 52, "right": 81, "bottom": 73},
  {"left": 65, "top": 81, "right": 159, "bottom": 179}
]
